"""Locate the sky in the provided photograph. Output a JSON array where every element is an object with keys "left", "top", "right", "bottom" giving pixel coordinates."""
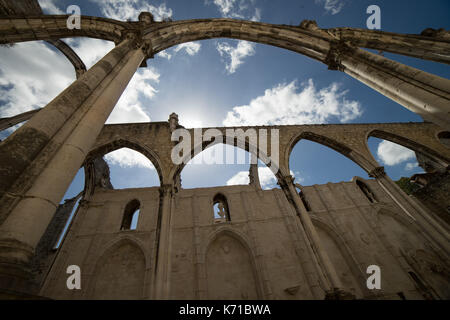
[{"left": 1, "top": 0, "right": 449, "bottom": 203}]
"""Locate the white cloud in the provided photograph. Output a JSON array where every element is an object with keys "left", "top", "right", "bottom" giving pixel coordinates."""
[
  {"left": 315, "top": 0, "right": 345, "bottom": 15},
  {"left": 90, "top": 0, "right": 172, "bottom": 21},
  {"left": 223, "top": 79, "right": 362, "bottom": 126},
  {"left": 217, "top": 40, "right": 255, "bottom": 74},
  {"left": 0, "top": 41, "right": 74, "bottom": 119},
  {"left": 211, "top": 0, "right": 260, "bottom": 19},
  {"left": 226, "top": 170, "right": 249, "bottom": 185},
  {"left": 64, "top": 38, "right": 158, "bottom": 125},
  {"left": 106, "top": 68, "right": 159, "bottom": 124},
  {"left": 377, "top": 140, "right": 416, "bottom": 166},
  {"left": 65, "top": 38, "right": 115, "bottom": 69},
  {"left": 104, "top": 148, "right": 155, "bottom": 169},
  {"left": 38, "top": 0, "right": 64, "bottom": 14},
  {"left": 157, "top": 42, "right": 202, "bottom": 60},
  {"left": 174, "top": 42, "right": 202, "bottom": 56},
  {"left": 405, "top": 162, "right": 419, "bottom": 171},
  {"left": 209, "top": 0, "right": 260, "bottom": 73},
  {"left": 258, "top": 167, "right": 278, "bottom": 189},
  {"left": 157, "top": 50, "right": 172, "bottom": 60}
]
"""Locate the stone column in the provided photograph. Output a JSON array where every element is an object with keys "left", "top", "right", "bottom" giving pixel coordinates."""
[
  {"left": 278, "top": 175, "right": 354, "bottom": 299},
  {"left": 0, "top": 35, "right": 150, "bottom": 224},
  {"left": 370, "top": 167, "right": 450, "bottom": 256},
  {"left": 153, "top": 184, "right": 174, "bottom": 299},
  {"left": 0, "top": 35, "right": 150, "bottom": 295},
  {"left": 326, "top": 42, "right": 450, "bottom": 129}
]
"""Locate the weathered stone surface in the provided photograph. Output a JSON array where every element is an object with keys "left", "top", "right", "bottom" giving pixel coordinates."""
[{"left": 0, "top": 2, "right": 449, "bottom": 300}]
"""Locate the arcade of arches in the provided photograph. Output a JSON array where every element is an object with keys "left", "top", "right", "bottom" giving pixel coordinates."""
[{"left": 0, "top": 1, "right": 449, "bottom": 300}]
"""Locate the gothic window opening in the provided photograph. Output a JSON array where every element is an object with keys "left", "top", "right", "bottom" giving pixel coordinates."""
[
  {"left": 121, "top": 199, "right": 140, "bottom": 230},
  {"left": 438, "top": 131, "right": 450, "bottom": 148},
  {"left": 213, "top": 194, "right": 230, "bottom": 222},
  {"left": 356, "top": 180, "right": 378, "bottom": 203}
]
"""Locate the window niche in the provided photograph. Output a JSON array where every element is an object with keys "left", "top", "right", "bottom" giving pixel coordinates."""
[
  {"left": 121, "top": 199, "right": 140, "bottom": 230},
  {"left": 213, "top": 194, "right": 230, "bottom": 223},
  {"left": 356, "top": 180, "right": 378, "bottom": 203}
]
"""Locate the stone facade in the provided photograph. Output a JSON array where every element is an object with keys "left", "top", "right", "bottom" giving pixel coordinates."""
[
  {"left": 0, "top": 0, "right": 449, "bottom": 300},
  {"left": 39, "top": 175, "right": 449, "bottom": 300}
]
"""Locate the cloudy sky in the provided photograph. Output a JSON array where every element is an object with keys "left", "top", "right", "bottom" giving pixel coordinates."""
[{"left": 1, "top": 0, "right": 449, "bottom": 201}]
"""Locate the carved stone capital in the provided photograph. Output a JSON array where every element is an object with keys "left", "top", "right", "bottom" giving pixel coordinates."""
[
  {"left": 141, "top": 39, "right": 154, "bottom": 59},
  {"left": 159, "top": 184, "right": 173, "bottom": 197},
  {"left": 277, "top": 175, "right": 295, "bottom": 189},
  {"left": 324, "top": 41, "right": 354, "bottom": 71},
  {"left": 369, "top": 166, "right": 386, "bottom": 178},
  {"left": 78, "top": 199, "right": 89, "bottom": 208},
  {"left": 120, "top": 30, "right": 154, "bottom": 59}
]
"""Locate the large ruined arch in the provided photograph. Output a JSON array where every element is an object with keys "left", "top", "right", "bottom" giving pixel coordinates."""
[
  {"left": 366, "top": 129, "right": 450, "bottom": 168},
  {"left": 89, "top": 237, "right": 147, "bottom": 300},
  {"left": 2, "top": 13, "right": 449, "bottom": 126},
  {"left": 203, "top": 228, "right": 263, "bottom": 300},
  {"left": 285, "top": 131, "right": 376, "bottom": 176},
  {"left": 85, "top": 138, "right": 164, "bottom": 186},
  {"left": 169, "top": 129, "right": 284, "bottom": 185}
]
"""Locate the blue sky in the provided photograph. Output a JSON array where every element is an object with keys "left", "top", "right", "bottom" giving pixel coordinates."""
[{"left": 1, "top": 0, "right": 449, "bottom": 202}]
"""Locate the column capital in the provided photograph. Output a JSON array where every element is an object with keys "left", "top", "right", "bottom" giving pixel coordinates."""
[
  {"left": 324, "top": 40, "right": 355, "bottom": 71},
  {"left": 369, "top": 166, "right": 386, "bottom": 178},
  {"left": 277, "top": 175, "right": 295, "bottom": 189},
  {"left": 120, "top": 30, "right": 154, "bottom": 59},
  {"left": 159, "top": 184, "right": 173, "bottom": 197},
  {"left": 78, "top": 199, "right": 89, "bottom": 208}
]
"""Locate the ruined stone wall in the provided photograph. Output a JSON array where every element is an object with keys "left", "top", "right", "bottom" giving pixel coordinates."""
[
  {"left": 413, "top": 172, "right": 450, "bottom": 225},
  {"left": 39, "top": 178, "right": 450, "bottom": 300}
]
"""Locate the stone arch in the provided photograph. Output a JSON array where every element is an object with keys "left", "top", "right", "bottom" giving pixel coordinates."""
[
  {"left": 169, "top": 131, "right": 286, "bottom": 186},
  {"left": 437, "top": 131, "right": 450, "bottom": 149},
  {"left": 3, "top": 15, "right": 448, "bottom": 64},
  {"left": 89, "top": 237, "right": 147, "bottom": 299},
  {"left": 144, "top": 19, "right": 330, "bottom": 63},
  {"left": 202, "top": 228, "right": 263, "bottom": 299},
  {"left": 85, "top": 138, "right": 165, "bottom": 185},
  {"left": 120, "top": 199, "right": 141, "bottom": 230},
  {"left": 311, "top": 217, "right": 366, "bottom": 298},
  {"left": 212, "top": 193, "right": 231, "bottom": 222},
  {"left": 366, "top": 129, "right": 450, "bottom": 168},
  {"left": 285, "top": 131, "right": 376, "bottom": 175}
]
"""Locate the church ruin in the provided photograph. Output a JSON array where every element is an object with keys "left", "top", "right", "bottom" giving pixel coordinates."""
[{"left": 0, "top": 0, "right": 449, "bottom": 299}]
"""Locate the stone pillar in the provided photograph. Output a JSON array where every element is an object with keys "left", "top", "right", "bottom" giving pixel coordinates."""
[
  {"left": 0, "top": 36, "right": 150, "bottom": 224},
  {"left": 278, "top": 175, "right": 354, "bottom": 299},
  {"left": 249, "top": 154, "right": 261, "bottom": 189},
  {"left": 0, "top": 35, "right": 150, "bottom": 295},
  {"left": 370, "top": 167, "right": 450, "bottom": 256},
  {"left": 326, "top": 42, "right": 450, "bottom": 129},
  {"left": 153, "top": 184, "right": 174, "bottom": 299}
]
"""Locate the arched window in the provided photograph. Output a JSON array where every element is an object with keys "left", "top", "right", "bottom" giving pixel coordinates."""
[
  {"left": 121, "top": 199, "right": 140, "bottom": 230},
  {"left": 213, "top": 194, "right": 230, "bottom": 222},
  {"left": 356, "top": 180, "right": 377, "bottom": 203},
  {"left": 437, "top": 132, "right": 450, "bottom": 148}
]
